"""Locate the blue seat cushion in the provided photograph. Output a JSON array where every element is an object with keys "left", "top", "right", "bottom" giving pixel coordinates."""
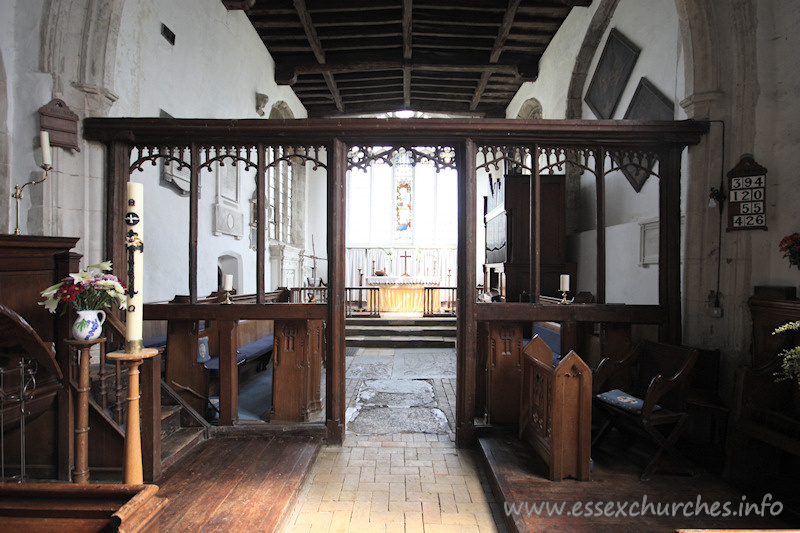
[
  {"left": 238, "top": 334, "right": 274, "bottom": 363},
  {"left": 596, "top": 389, "right": 662, "bottom": 414},
  {"left": 143, "top": 335, "right": 167, "bottom": 348},
  {"left": 204, "top": 334, "right": 274, "bottom": 371}
]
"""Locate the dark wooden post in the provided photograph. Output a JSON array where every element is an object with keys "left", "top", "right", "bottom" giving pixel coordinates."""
[
  {"left": 141, "top": 351, "right": 161, "bottom": 482},
  {"left": 595, "top": 146, "right": 606, "bottom": 304},
  {"left": 531, "top": 148, "right": 541, "bottom": 302},
  {"left": 659, "top": 146, "right": 683, "bottom": 343},
  {"left": 105, "top": 141, "right": 129, "bottom": 275},
  {"left": 218, "top": 320, "right": 239, "bottom": 425},
  {"left": 256, "top": 143, "right": 266, "bottom": 303},
  {"left": 326, "top": 138, "right": 347, "bottom": 444},
  {"left": 189, "top": 143, "right": 199, "bottom": 303},
  {"left": 456, "top": 139, "right": 477, "bottom": 448}
]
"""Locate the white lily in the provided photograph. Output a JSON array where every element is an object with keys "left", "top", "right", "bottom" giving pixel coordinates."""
[
  {"left": 40, "top": 295, "right": 59, "bottom": 313},
  {"left": 88, "top": 261, "right": 113, "bottom": 272},
  {"left": 70, "top": 270, "right": 93, "bottom": 283}
]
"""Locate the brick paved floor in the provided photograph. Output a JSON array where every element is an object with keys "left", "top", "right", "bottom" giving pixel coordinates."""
[
  {"left": 285, "top": 433, "right": 508, "bottom": 532},
  {"left": 286, "top": 348, "right": 507, "bottom": 532}
]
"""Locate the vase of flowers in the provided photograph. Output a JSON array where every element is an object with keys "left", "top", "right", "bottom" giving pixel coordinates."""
[
  {"left": 40, "top": 261, "right": 126, "bottom": 342},
  {"left": 779, "top": 233, "right": 800, "bottom": 269}
]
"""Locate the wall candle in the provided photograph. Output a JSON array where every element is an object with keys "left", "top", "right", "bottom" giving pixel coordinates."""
[
  {"left": 40, "top": 131, "right": 51, "bottom": 167},
  {"left": 223, "top": 274, "right": 233, "bottom": 292},
  {"left": 560, "top": 274, "right": 570, "bottom": 292},
  {"left": 125, "top": 182, "right": 144, "bottom": 352}
]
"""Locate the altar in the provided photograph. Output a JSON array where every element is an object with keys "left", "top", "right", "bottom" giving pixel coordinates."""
[{"left": 365, "top": 275, "right": 440, "bottom": 313}]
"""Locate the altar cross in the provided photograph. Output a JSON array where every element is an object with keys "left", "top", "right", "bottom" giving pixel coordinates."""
[{"left": 401, "top": 251, "right": 411, "bottom": 276}]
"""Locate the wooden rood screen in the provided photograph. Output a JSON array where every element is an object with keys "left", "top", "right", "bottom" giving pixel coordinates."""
[{"left": 83, "top": 118, "right": 707, "bottom": 446}]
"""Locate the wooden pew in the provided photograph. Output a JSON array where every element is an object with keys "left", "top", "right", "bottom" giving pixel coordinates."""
[{"left": 518, "top": 336, "right": 592, "bottom": 481}]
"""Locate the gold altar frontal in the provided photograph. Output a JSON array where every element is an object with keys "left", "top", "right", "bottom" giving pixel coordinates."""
[{"left": 366, "top": 276, "right": 440, "bottom": 313}]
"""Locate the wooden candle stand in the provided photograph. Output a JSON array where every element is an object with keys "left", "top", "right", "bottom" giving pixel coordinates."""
[{"left": 107, "top": 347, "right": 158, "bottom": 485}]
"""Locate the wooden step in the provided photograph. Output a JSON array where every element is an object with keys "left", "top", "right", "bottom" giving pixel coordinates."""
[
  {"left": 161, "top": 405, "right": 182, "bottom": 440},
  {"left": 161, "top": 427, "right": 206, "bottom": 473}
]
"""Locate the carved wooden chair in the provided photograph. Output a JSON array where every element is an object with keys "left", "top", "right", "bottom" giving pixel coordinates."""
[{"left": 592, "top": 340, "right": 698, "bottom": 480}]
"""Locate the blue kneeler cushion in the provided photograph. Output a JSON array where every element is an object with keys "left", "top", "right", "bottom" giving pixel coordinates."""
[{"left": 596, "top": 389, "right": 662, "bottom": 415}]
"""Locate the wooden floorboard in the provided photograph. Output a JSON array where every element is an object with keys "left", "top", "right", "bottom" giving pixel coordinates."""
[
  {"left": 156, "top": 435, "right": 320, "bottom": 532},
  {"left": 478, "top": 428, "right": 798, "bottom": 533}
]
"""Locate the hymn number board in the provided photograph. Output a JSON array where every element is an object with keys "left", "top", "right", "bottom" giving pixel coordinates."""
[{"left": 727, "top": 155, "right": 767, "bottom": 231}]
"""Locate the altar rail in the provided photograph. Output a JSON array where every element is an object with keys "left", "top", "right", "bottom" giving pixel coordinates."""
[
  {"left": 424, "top": 287, "right": 457, "bottom": 317},
  {"left": 345, "top": 287, "right": 380, "bottom": 318},
  {"left": 289, "top": 287, "right": 381, "bottom": 317}
]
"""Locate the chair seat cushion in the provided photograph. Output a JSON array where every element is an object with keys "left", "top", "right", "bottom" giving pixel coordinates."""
[{"left": 596, "top": 389, "right": 662, "bottom": 414}]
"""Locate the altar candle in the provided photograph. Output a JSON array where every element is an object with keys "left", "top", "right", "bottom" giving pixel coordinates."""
[
  {"left": 223, "top": 274, "right": 233, "bottom": 292},
  {"left": 40, "top": 131, "right": 51, "bottom": 167},
  {"left": 560, "top": 274, "right": 570, "bottom": 292},
  {"left": 126, "top": 182, "right": 144, "bottom": 352}
]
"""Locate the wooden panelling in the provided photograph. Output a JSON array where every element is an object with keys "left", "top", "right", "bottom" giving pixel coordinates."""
[{"left": 271, "top": 320, "right": 309, "bottom": 423}]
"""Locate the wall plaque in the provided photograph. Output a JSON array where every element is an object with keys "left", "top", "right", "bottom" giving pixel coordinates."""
[
  {"left": 38, "top": 99, "right": 80, "bottom": 151},
  {"left": 727, "top": 155, "right": 767, "bottom": 231}
]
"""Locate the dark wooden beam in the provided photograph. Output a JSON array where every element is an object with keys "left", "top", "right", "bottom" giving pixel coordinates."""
[
  {"left": 404, "top": 65, "right": 410, "bottom": 109},
  {"left": 474, "top": 303, "right": 666, "bottom": 324},
  {"left": 292, "top": 0, "right": 326, "bottom": 64},
  {"left": 470, "top": 72, "right": 491, "bottom": 111},
  {"left": 84, "top": 118, "right": 710, "bottom": 149},
  {"left": 222, "top": 0, "right": 255, "bottom": 9},
  {"left": 322, "top": 72, "right": 344, "bottom": 112},
  {"left": 490, "top": 0, "right": 522, "bottom": 63},
  {"left": 402, "top": 0, "right": 412, "bottom": 60},
  {"left": 275, "top": 60, "right": 521, "bottom": 81},
  {"left": 144, "top": 303, "right": 328, "bottom": 321}
]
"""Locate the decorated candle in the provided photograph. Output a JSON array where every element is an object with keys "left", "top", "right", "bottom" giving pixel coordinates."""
[
  {"left": 559, "top": 274, "right": 570, "bottom": 292},
  {"left": 125, "top": 182, "right": 144, "bottom": 352},
  {"left": 223, "top": 274, "right": 233, "bottom": 292},
  {"left": 40, "top": 131, "right": 51, "bottom": 167}
]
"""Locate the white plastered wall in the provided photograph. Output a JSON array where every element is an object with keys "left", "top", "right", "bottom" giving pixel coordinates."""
[
  {"left": 507, "top": 0, "right": 686, "bottom": 305},
  {"left": 109, "top": 0, "right": 307, "bottom": 302}
]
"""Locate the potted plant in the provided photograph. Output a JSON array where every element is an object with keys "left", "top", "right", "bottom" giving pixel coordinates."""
[
  {"left": 40, "top": 261, "right": 126, "bottom": 341},
  {"left": 778, "top": 232, "right": 800, "bottom": 269},
  {"left": 774, "top": 320, "right": 800, "bottom": 388}
]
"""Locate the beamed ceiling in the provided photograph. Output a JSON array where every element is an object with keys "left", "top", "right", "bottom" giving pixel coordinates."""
[{"left": 224, "top": 0, "right": 592, "bottom": 118}]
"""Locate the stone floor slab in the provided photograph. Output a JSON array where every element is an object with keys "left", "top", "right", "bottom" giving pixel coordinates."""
[
  {"left": 392, "top": 350, "right": 456, "bottom": 379},
  {"left": 348, "top": 406, "right": 450, "bottom": 435},
  {"left": 357, "top": 379, "right": 436, "bottom": 408}
]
